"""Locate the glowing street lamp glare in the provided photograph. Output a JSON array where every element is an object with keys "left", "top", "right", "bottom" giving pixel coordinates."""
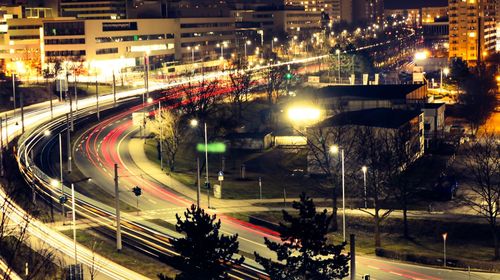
[
  {"left": 287, "top": 107, "right": 321, "bottom": 122},
  {"left": 330, "top": 145, "right": 339, "bottom": 154},
  {"left": 190, "top": 119, "right": 199, "bottom": 127}
]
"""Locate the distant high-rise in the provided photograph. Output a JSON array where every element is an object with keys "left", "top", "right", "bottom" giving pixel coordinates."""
[
  {"left": 333, "top": 0, "right": 384, "bottom": 25},
  {"left": 448, "top": 0, "right": 496, "bottom": 65},
  {"left": 59, "top": 0, "right": 127, "bottom": 19}
]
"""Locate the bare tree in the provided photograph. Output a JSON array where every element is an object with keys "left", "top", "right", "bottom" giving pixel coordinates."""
[
  {"left": 176, "top": 73, "right": 221, "bottom": 122},
  {"left": 265, "top": 65, "right": 287, "bottom": 105},
  {"left": 147, "top": 109, "right": 183, "bottom": 171},
  {"left": 88, "top": 240, "right": 102, "bottom": 280},
  {"left": 306, "top": 124, "right": 355, "bottom": 232},
  {"left": 460, "top": 134, "right": 500, "bottom": 259},
  {"left": 354, "top": 127, "right": 402, "bottom": 247},
  {"left": 228, "top": 66, "right": 253, "bottom": 121}
]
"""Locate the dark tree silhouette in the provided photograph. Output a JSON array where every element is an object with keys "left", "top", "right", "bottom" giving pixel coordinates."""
[
  {"left": 172, "top": 204, "right": 244, "bottom": 280},
  {"left": 460, "top": 134, "right": 500, "bottom": 259},
  {"left": 255, "top": 193, "right": 350, "bottom": 280}
]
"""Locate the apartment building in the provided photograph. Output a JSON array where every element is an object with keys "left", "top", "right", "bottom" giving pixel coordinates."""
[
  {"left": 448, "top": 0, "right": 496, "bottom": 65},
  {"left": 334, "top": 0, "right": 384, "bottom": 24}
]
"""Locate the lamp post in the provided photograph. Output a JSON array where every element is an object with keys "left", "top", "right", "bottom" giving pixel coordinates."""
[
  {"left": 271, "top": 37, "right": 278, "bottom": 51},
  {"left": 187, "top": 45, "right": 199, "bottom": 62},
  {"left": 441, "top": 67, "right": 449, "bottom": 91},
  {"left": 190, "top": 119, "right": 210, "bottom": 208},
  {"left": 442, "top": 232, "right": 447, "bottom": 267},
  {"left": 67, "top": 177, "right": 91, "bottom": 264},
  {"left": 244, "top": 40, "right": 251, "bottom": 59},
  {"left": 330, "top": 145, "right": 346, "bottom": 242},
  {"left": 361, "top": 166, "right": 367, "bottom": 209},
  {"left": 336, "top": 49, "right": 341, "bottom": 84},
  {"left": 216, "top": 42, "right": 227, "bottom": 60}
]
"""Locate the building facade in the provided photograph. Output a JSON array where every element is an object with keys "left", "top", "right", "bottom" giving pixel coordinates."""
[{"left": 448, "top": 0, "right": 496, "bottom": 65}]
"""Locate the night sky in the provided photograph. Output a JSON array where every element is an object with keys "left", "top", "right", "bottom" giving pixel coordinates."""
[{"left": 384, "top": 0, "right": 448, "bottom": 9}]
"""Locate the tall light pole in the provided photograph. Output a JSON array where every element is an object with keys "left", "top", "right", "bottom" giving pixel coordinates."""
[
  {"left": 361, "top": 166, "right": 368, "bottom": 208},
  {"left": 71, "top": 183, "right": 77, "bottom": 264},
  {"left": 244, "top": 40, "right": 251, "bottom": 59},
  {"left": 441, "top": 67, "right": 449, "bottom": 91},
  {"left": 158, "top": 101, "right": 163, "bottom": 170},
  {"left": 188, "top": 45, "right": 199, "bottom": 62},
  {"left": 271, "top": 37, "right": 278, "bottom": 51},
  {"left": 12, "top": 73, "right": 16, "bottom": 123},
  {"left": 442, "top": 232, "right": 447, "bottom": 267},
  {"left": 336, "top": 49, "right": 341, "bottom": 84},
  {"left": 190, "top": 119, "right": 210, "bottom": 208},
  {"left": 204, "top": 122, "right": 210, "bottom": 209},
  {"left": 330, "top": 145, "right": 346, "bottom": 242}
]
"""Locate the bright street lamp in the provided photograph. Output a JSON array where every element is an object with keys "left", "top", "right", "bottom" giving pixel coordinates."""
[
  {"left": 287, "top": 106, "right": 321, "bottom": 123},
  {"left": 271, "top": 37, "right": 278, "bottom": 51},
  {"left": 244, "top": 40, "right": 252, "bottom": 59},
  {"left": 190, "top": 119, "right": 210, "bottom": 209},
  {"left": 330, "top": 144, "right": 346, "bottom": 242},
  {"left": 361, "top": 166, "right": 367, "bottom": 208},
  {"left": 335, "top": 49, "right": 341, "bottom": 84},
  {"left": 442, "top": 232, "right": 447, "bottom": 267},
  {"left": 440, "top": 67, "right": 450, "bottom": 91}
]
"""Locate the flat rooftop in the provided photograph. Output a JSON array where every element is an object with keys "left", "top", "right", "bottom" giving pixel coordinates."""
[
  {"left": 315, "top": 108, "right": 422, "bottom": 129},
  {"left": 302, "top": 84, "right": 425, "bottom": 100}
]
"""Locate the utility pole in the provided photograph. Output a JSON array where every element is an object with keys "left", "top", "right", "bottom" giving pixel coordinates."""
[
  {"left": 159, "top": 101, "right": 163, "bottom": 170},
  {"left": 12, "top": 73, "right": 16, "bottom": 122},
  {"left": 350, "top": 234, "right": 356, "bottom": 280},
  {"left": 74, "top": 72, "right": 78, "bottom": 112},
  {"left": 66, "top": 114, "right": 72, "bottom": 173},
  {"left": 197, "top": 157, "right": 201, "bottom": 208},
  {"left": 0, "top": 117, "right": 3, "bottom": 177},
  {"left": 20, "top": 86, "right": 24, "bottom": 133},
  {"left": 59, "top": 133, "right": 65, "bottom": 220},
  {"left": 95, "top": 73, "right": 100, "bottom": 120},
  {"left": 112, "top": 71, "right": 116, "bottom": 106},
  {"left": 114, "top": 163, "right": 122, "bottom": 251},
  {"left": 204, "top": 122, "right": 210, "bottom": 209},
  {"left": 71, "top": 183, "right": 77, "bottom": 264}
]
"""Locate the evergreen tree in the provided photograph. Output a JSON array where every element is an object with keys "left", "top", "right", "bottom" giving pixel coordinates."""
[
  {"left": 255, "top": 193, "right": 350, "bottom": 280},
  {"left": 172, "top": 204, "right": 244, "bottom": 280}
]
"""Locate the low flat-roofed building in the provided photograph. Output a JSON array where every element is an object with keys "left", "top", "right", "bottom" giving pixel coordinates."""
[
  {"left": 296, "top": 84, "right": 428, "bottom": 116},
  {"left": 307, "top": 108, "right": 425, "bottom": 174}
]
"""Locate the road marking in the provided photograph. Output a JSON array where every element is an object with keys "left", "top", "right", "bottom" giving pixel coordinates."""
[
  {"left": 148, "top": 199, "right": 157, "bottom": 205},
  {"left": 389, "top": 271, "right": 403, "bottom": 277}
]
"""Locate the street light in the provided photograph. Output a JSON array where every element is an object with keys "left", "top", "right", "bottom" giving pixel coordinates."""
[
  {"left": 244, "top": 40, "right": 251, "bottom": 59},
  {"left": 442, "top": 232, "right": 447, "bottom": 267},
  {"left": 271, "top": 37, "right": 278, "bottom": 51},
  {"left": 190, "top": 119, "right": 210, "bottom": 208},
  {"left": 440, "top": 67, "right": 450, "bottom": 91},
  {"left": 216, "top": 41, "right": 228, "bottom": 60},
  {"left": 335, "top": 49, "right": 341, "bottom": 84},
  {"left": 67, "top": 177, "right": 91, "bottom": 264},
  {"left": 361, "top": 166, "right": 367, "bottom": 209},
  {"left": 187, "top": 45, "right": 199, "bottom": 62},
  {"left": 330, "top": 144, "right": 346, "bottom": 242}
]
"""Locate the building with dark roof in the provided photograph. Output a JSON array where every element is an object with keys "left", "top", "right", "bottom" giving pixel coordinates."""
[
  {"left": 295, "top": 84, "right": 427, "bottom": 115},
  {"left": 306, "top": 108, "right": 425, "bottom": 174},
  {"left": 315, "top": 108, "right": 422, "bottom": 129}
]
